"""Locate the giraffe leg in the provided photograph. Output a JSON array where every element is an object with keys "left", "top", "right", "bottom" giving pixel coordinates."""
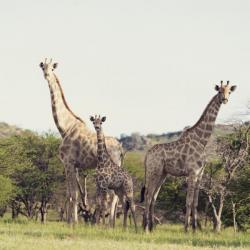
[
  {"left": 116, "top": 191, "right": 129, "bottom": 230},
  {"left": 192, "top": 169, "right": 204, "bottom": 231},
  {"left": 95, "top": 188, "right": 102, "bottom": 224},
  {"left": 185, "top": 174, "right": 197, "bottom": 232},
  {"left": 113, "top": 197, "right": 118, "bottom": 228},
  {"left": 149, "top": 175, "right": 166, "bottom": 231},
  {"left": 144, "top": 179, "right": 158, "bottom": 232},
  {"left": 65, "top": 164, "right": 78, "bottom": 225},
  {"left": 128, "top": 198, "right": 138, "bottom": 232},
  {"left": 192, "top": 181, "right": 200, "bottom": 232},
  {"left": 120, "top": 195, "right": 128, "bottom": 229},
  {"left": 109, "top": 193, "right": 119, "bottom": 228},
  {"left": 101, "top": 192, "right": 109, "bottom": 225}
]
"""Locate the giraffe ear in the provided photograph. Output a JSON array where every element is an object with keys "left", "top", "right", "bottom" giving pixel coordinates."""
[
  {"left": 101, "top": 116, "right": 106, "bottom": 122},
  {"left": 53, "top": 63, "right": 58, "bottom": 69},
  {"left": 90, "top": 116, "right": 94, "bottom": 122},
  {"left": 39, "top": 62, "right": 44, "bottom": 68},
  {"left": 230, "top": 85, "right": 237, "bottom": 92},
  {"left": 215, "top": 85, "right": 220, "bottom": 91}
]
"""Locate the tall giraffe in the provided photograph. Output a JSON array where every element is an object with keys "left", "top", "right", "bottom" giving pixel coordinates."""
[
  {"left": 90, "top": 115, "right": 137, "bottom": 231},
  {"left": 39, "top": 59, "right": 123, "bottom": 224},
  {"left": 141, "top": 81, "right": 237, "bottom": 232}
]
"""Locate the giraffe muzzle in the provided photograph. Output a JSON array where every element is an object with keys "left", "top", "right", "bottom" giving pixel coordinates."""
[
  {"left": 95, "top": 127, "right": 101, "bottom": 131},
  {"left": 222, "top": 98, "right": 228, "bottom": 104}
]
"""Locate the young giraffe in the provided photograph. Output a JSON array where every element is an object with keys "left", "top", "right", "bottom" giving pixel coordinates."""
[
  {"left": 39, "top": 59, "right": 123, "bottom": 225},
  {"left": 90, "top": 115, "right": 138, "bottom": 231},
  {"left": 141, "top": 81, "right": 237, "bottom": 232}
]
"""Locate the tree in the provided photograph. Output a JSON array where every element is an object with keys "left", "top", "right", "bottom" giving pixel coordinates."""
[
  {"left": 201, "top": 124, "right": 249, "bottom": 232},
  {"left": 0, "top": 132, "right": 64, "bottom": 222}
]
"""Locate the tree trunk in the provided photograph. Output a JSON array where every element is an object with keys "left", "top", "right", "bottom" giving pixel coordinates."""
[
  {"left": 11, "top": 201, "right": 21, "bottom": 219},
  {"left": 214, "top": 215, "right": 222, "bottom": 232},
  {"left": 40, "top": 209, "right": 47, "bottom": 223},
  {"left": 232, "top": 200, "right": 237, "bottom": 233},
  {"left": 12, "top": 207, "right": 18, "bottom": 219},
  {"left": 0, "top": 206, "right": 7, "bottom": 217},
  {"left": 208, "top": 192, "right": 224, "bottom": 232},
  {"left": 204, "top": 199, "right": 209, "bottom": 228},
  {"left": 40, "top": 201, "right": 47, "bottom": 223},
  {"left": 59, "top": 207, "right": 65, "bottom": 221}
]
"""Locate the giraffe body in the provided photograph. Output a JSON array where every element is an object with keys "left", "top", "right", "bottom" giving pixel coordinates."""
[
  {"left": 40, "top": 59, "right": 123, "bottom": 224},
  {"left": 142, "top": 82, "right": 236, "bottom": 232},
  {"left": 90, "top": 115, "right": 137, "bottom": 231}
]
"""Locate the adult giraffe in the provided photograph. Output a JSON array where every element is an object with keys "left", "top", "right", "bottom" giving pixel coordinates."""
[
  {"left": 39, "top": 58, "right": 123, "bottom": 224},
  {"left": 141, "top": 81, "right": 236, "bottom": 232}
]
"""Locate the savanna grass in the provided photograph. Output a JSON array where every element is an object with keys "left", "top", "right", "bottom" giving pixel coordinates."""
[{"left": 0, "top": 218, "right": 249, "bottom": 250}]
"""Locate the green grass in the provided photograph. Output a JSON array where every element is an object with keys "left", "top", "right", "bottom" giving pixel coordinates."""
[
  {"left": 124, "top": 151, "right": 145, "bottom": 180},
  {"left": 0, "top": 219, "right": 249, "bottom": 250}
]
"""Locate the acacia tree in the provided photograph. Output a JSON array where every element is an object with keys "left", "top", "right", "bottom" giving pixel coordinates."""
[
  {"left": 0, "top": 132, "right": 64, "bottom": 222},
  {"left": 27, "top": 133, "right": 64, "bottom": 223},
  {"left": 202, "top": 124, "right": 249, "bottom": 232},
  {"left": 225, "top": 157, "right": 250, "bottom": 231}
]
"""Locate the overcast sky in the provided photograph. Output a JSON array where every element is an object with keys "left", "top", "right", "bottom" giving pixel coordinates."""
[{"left": 0, "top": 0, "right": 249, "bottom": 137}]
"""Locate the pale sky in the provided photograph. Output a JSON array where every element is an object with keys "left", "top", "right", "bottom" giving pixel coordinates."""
[{"left": 0, "top": 0, "right": 249, "bottom": 137}]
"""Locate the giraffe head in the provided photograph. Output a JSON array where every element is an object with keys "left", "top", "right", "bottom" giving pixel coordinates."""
[
  {"left": 215, "top": 81, "right": 237, "bottom": 104},
  {"left": 39, "top": 58, "right": 58, "bottom": 81},
  {"left": 90, "top": 115, "right": 106, "bottom": 132}
]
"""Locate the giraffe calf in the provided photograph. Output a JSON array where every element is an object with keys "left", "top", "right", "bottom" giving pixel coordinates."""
[{"left": 90, "top": 115, "right": 137, "bottom": 231}]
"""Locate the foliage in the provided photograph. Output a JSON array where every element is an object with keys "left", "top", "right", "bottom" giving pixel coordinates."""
[
  {"left": 0, "top": 175, "right": 14, "bottom": 216},
  {"left": 0, "top": 132, "right": 64, "bottom": 219},
  {"left": 157, "top": 177, "right": 186, "bottom": 221},
  {"left": 201, "top": 124, "right": 249, "bottom": 231},
  {"left": 223, "top": 163, "right": 250, "bottom": 230}
]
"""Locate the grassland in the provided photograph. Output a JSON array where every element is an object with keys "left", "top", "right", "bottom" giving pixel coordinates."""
[{"left": 0, "top": 218, "right": 249, "bottom": 250}]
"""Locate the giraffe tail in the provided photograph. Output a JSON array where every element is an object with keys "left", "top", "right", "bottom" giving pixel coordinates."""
[
  {"left": 125, "top": 201, "right": 130, "bottom": 211},
  {"left": 140, "top": 185, "right": 146, "bottom": 203}
]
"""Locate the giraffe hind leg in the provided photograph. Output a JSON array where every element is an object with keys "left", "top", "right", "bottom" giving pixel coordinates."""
[
  {"left": 144, "top": 177, "right": 161, "bottom": 232},
  {"left": 149, "top": 175, "right": 166, "bottom": 231},
  {"left": 127, "top": 198, "right": 138, "bottom": 232}
]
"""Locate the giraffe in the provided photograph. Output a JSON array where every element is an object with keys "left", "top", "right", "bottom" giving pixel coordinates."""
[
  {"left": 39, "top": 58, "right": 123, "bottom": 224},
  {"left": 141, "top": 81, "right": 237, "bottom": 232},
  {"left": 90, "top": 115, "right": 138, "bottom": 231}
]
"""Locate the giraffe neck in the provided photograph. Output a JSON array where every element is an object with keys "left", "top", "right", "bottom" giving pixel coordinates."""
[
  {"left": 96, "top": 128, "right": 111, "bottom": 168},
  {"left": 188, "top": 94, "right": 222, "bottom": 146},
  {"left": 47, "top": 74, "right": 86, "bottom": 137}
]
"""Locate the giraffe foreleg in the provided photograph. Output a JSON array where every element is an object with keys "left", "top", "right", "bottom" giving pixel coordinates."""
[
  {"left": 95, "top": 188, "right": 102, "bottom": 224},
  {"left": 109, "top": 193, "right": 119, "bottom": 228},
  {"left": 101, "top": 191, "right": 109, "bottom": 225},
  {"left": 185, "top": 174, "right": 197, "bottom": 232},
  {"left": 192, "top": 168, "right": 204, "bottom": 231},
  {"left": 65, "top": 163, "right": 78, "bottom": 225}
]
